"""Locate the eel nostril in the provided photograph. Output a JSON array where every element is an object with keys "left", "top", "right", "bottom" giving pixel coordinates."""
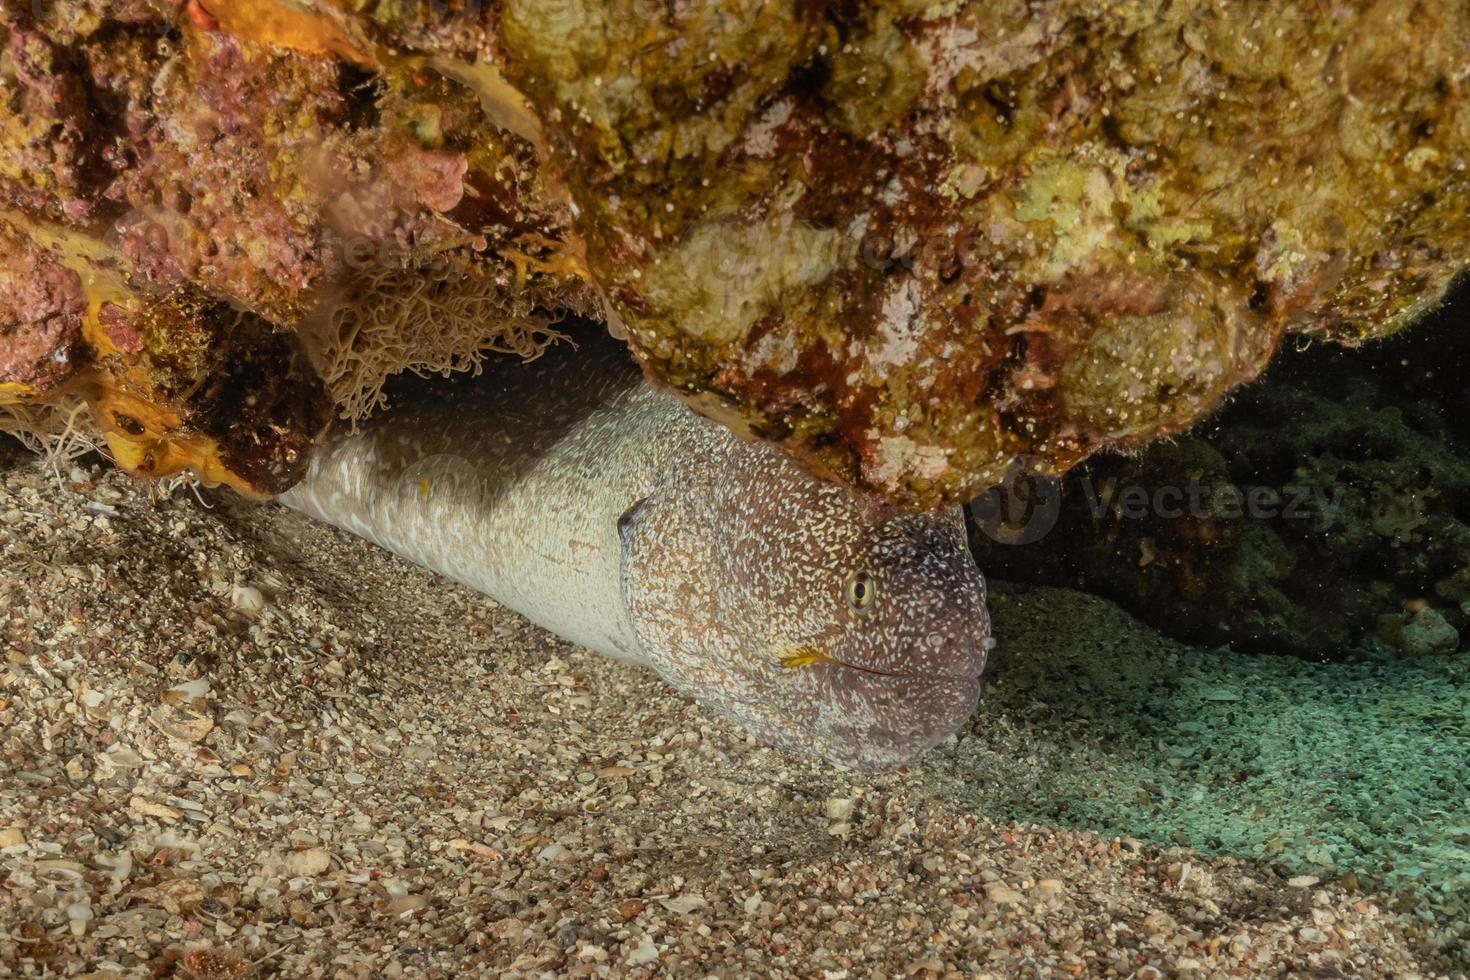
[{"left": 958, "top": 634, "right": 990, "bottom": 676}]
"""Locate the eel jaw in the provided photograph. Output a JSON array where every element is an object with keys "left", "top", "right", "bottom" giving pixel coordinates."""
[{"left": 768, "top": 638, "right": 986, "bottom": 770}]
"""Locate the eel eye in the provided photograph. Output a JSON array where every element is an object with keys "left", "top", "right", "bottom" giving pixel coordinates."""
[{"left": 846, "top": 571, "right": 878, "bottom": 613}]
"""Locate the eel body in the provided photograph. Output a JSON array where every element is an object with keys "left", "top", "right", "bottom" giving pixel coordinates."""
[{"left": 282, "top": 329, "right": 991, "bottom": 769}]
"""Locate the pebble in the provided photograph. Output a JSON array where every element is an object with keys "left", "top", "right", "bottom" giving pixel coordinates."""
[
  {"left": 231, "top": 584, "right": 267, "bottom": 616},
  {"left": 1033, "top": 878, "right": 1065, "bottom": 898},
  {"left": 984, "top": 882, "right": 1024, "bottom": 905},
  {"left": 284, "top": 848, "right": 331, "bottom": 877},
  {"left": 627, "top": 938, "right": 660, "bottom": 965},
  {"left": 660, "top": 894, "right": 709, "bottom": 915},
  {"left": 1397, "top": 607, "right": 1459, "bottom": 656},
  {"left": 385, "top": 894, "right": 429, "bottom": 916},
  {"left": 537, "top": 843, "right": 570, "bottom": 862}
]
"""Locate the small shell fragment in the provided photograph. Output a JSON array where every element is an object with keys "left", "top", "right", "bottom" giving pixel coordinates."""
[
  {"left": 283, "top": 848, "right": 331, "bottom": 877},
  {"left": 149, "top": 704, "right": 215, "bottom": 743},
  {"left": 231, "top": 585, "right": 267, "bottom": 616}
]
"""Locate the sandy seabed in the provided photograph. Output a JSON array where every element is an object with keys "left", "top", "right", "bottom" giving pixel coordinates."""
[{"left": 0, "top": 440, "right": 1459, "bottom": 978}]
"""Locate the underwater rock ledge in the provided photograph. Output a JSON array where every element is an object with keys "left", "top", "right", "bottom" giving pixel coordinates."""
[
  {"left": 497, "top": 0, "right": 1470, "bottom": 509},
  {"left": 1, "top": 1, "right": 1468, "bottom": 508},
  {"left": 971, "top": 284, "right": 1470, "bottom": 660}
]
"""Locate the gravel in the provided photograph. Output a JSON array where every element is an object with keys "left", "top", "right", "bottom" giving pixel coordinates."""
[{"left": 0, "top": 441, "right": 1450, "bottom": 977}]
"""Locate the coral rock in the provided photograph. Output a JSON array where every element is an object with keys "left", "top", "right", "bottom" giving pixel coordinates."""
[
  {"left": 497, "top": 0, "right": 1470, "bottom": 508},
  {"left": 1, "top": 1, "right": 1468, "bottom": 508}
]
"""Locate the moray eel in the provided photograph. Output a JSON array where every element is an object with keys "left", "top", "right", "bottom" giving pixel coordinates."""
[{"left": 282, "top": 327, "right": 991, "bottom": 770}]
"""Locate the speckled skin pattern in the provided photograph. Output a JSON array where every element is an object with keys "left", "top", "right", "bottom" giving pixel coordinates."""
[{"left": 282, "top": 329, "right": 990, "bottom": 770}]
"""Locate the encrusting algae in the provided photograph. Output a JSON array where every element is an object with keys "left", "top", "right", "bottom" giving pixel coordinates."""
[
  {"left": 0, "top": 1, "right": 1467, "bottom": 509},
  {"left": 0, "top": 0, "right": 591, "bottom": 494},
  {"left": 497, "top": 0, "right": 1470, "bottom": 509}
]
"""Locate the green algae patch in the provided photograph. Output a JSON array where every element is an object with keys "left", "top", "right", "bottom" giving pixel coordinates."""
[
  {"left": 926, "top": 585, "right": 1470, "bottom": 957},
  {"left": 1013, "top": 159, "right": 1121, "bottom": 281}
]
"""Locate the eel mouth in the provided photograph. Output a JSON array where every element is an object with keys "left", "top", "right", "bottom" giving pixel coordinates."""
[{"left": 767, "top": 642, "right": 986, "bottom": 770}]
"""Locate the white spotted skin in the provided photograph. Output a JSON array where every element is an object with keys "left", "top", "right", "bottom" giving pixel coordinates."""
[
  {"left": 282, "top": 330, "right": 991, "bottom": 770},
  {"left": 282, "top": 341, "right": 665, "bottom": 664}
]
